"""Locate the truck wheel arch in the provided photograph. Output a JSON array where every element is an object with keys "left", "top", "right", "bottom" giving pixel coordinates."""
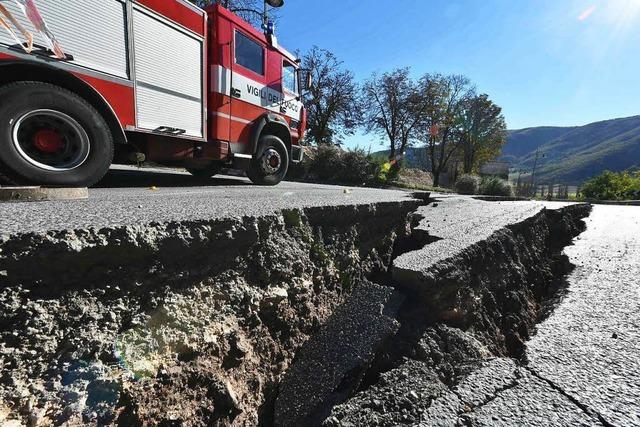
[
  {"left": 251, "top": 113, "right": 292, "bottom": 158},
  {"left": 0, "top": 61, "right": 127, "bottom": 146}
]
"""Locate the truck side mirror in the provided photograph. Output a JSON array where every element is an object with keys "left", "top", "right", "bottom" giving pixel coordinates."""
[{"left": 299, "top": 69, "right": 312, "bottom": 92}]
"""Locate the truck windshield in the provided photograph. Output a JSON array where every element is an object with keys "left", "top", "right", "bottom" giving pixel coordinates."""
[{"left": 283, "top": 62, "right": 297, "bottom": 94}]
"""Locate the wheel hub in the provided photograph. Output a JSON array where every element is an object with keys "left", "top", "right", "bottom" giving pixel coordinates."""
[
  {"left": 260, "top": 148, "right": 282, "bottom": 174},
  {"left": 12, "top": 109, "right": 90, "bottom": 171},
  {"left": 33, "top": 129, "right": 64, "bottom": 153}
]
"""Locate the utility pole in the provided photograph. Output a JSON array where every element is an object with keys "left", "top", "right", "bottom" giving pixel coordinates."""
[{"left": 531, "top": 148, "right": 545, "bottom": 196}]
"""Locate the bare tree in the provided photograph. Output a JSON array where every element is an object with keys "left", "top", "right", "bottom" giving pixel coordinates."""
[
  {"left": 417, "top": 74, "right": 474, "bottom": 187},
  {"left": 189, "top": 0, "right": 278, "bottom": 27},
  {"left": 459, "top": 94, "right": 507, "bottom": 174},
  {"left": 362, "top": 68, "right": 429, "bottom": 161},
  {"left": 190, "top": 0, "right": 261, "bottom": 8},
  {"left": 302, "top": 47, "right": 360, "bottom": 145}
]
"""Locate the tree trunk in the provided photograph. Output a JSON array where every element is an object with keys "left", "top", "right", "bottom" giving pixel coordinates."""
[
  {"left": 433, "top": 169, "right": 441, "bottom": 187},
  {"left": 462, "top": 141, "right": 474, "bottom": 174}
]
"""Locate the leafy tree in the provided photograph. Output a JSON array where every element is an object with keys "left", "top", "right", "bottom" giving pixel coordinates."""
[
  {"left": 302, "top": 47, "right": 360, "bottom": 146},
  {"left": 417, "top": 74, "right": 474, "bottom": 187},
  {"left": 459, "top": 94, "right": 507, "bottom": 174},
  {"left": 362, "top": 68, "right": 429, "bottom": 161}
]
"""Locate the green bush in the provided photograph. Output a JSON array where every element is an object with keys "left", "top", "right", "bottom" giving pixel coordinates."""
[
  {"left": 307, "top": 145, "right": 343, "bottom": 182},
  {"left": 292, "top": 145, "right": 384, "bottom": 185},
  {"left": 336, "top": 148, "right": 377, "bottom": 184},
  {"left": 480, "top": 177, "right": 513, "bottom": 197},
  {"left": 455, "top": 174, "right": 481, "bottom": 195},
  {"left": 581, "top": 170, "right": 640, "bottom": 200}
]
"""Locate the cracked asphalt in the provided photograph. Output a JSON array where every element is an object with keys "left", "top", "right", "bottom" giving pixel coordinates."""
[
  {"left": 2, "top": 167, "right": 639, "bottom": 425},
  {"left": 438, "top": 204, "right": 640, "bottom": 426},
  {"left": 393, "top": 196, "right": 571, "bottom": 286},
  {"left": 523, "top": 205, "right": 640, "bottom": 426},
  {"left": 0, "top": 166, "right": 415, "bottom": 235}
]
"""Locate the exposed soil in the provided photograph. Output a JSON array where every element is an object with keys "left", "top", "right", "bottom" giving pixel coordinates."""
[{"left": 0, "top": 200, "right": 421, "bottom": 426}]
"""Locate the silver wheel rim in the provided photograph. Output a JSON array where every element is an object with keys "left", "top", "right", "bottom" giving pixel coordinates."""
[
  {"left": 260, "top": 148, "right": 282, "bottom": 175},
  {"left": 12, "top": 109, "right": 90, "bottom": 171}
]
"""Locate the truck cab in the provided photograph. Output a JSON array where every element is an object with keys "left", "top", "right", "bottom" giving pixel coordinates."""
[
  {"left": 204, "top": 4, "right": 307, "bottom": 184},
  {"left": 0, "top": 0, "right": 307, "bottom": 187}
]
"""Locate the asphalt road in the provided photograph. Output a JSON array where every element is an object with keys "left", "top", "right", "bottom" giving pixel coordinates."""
[
  {"left": 461, "top": 205, "right": 640, "bottom": 426},
  {"left": 0, "top": 166, "right": 416, "bottom": 235},
  {"left": 3, "top": 166, "right": 638, "bottom": 425},
  {"left": 393, "top": 197, "right": 570, "bottom": 281},
  {"left": 524, "top": 205, "right": 640, "bottom": 425}
]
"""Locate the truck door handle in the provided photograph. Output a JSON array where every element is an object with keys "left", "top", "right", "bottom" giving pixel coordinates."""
[
  {"left": 231, "top": 88, "right": 241, "bottom": 98},
  {"left": 154, "top": 126, "right": 186, "bottom": 135}
]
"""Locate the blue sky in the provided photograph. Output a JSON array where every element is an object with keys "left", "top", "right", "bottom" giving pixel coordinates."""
[{"left": 275, "top": 0, "right": 640, "bottom": 149}]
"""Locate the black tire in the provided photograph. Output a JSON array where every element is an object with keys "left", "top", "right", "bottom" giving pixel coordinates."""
[
  {"left": 186, "top": 163, "right": 223, "bottom": 180},
  {"left": 247, "top": 135, "right": 289, "bottom": 186},
  {"left": 0, "top": 81, "right": 114, "bottom": 187}
]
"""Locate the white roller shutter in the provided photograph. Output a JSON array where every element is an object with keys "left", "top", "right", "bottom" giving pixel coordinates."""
[
  {"left": 0, "top": 0, "right": 128, "bottom": 78},
  {"left": 132, "top": 7, "right": 203, "bottom": 138}
]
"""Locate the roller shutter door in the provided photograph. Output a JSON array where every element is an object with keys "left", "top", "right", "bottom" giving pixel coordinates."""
[
  {"left": 0, "top": 0, "right": 128, "bottom": 78},
  {"left": 132, "top": 6, "right": 203, "bottom": 138}
]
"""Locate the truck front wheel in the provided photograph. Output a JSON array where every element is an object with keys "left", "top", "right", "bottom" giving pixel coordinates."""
[
  {"left": 247, "top": 135, "right": 289, "bottom": 186},
  {"left": 0, "top": 82, "right": 114, "bottom": 187}
]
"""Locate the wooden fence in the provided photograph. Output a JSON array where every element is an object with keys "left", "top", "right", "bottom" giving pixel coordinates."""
[{"left": 514, "top": 182, "right": 580, "bottom": 200}]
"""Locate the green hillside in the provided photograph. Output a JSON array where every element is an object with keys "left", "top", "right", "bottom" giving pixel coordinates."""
[{"left": 505, "top": 115, "right": 640, "bottom": 185}]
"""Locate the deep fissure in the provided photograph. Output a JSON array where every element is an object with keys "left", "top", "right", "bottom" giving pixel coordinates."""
[
  {"left": 274, "top": 202, "right": 592, "bottom": 426},
  {"left": 0, "top": 199, "right": 593, "bottom": 426}
]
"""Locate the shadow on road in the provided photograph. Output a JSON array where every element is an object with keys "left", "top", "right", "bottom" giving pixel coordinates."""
[{"left": 93, "top": 167, "right": 251, "bottom": 188}]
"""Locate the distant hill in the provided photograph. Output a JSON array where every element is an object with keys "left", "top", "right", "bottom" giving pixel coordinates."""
[
  {"left": 371, "top": 115, "right": 640, "bottom": 185},
  {"left": 502, "top": 127, "right": 575, "bottom": 163},
  {"left": 504, "top": 115, "right": 640, "bottom": 184}
]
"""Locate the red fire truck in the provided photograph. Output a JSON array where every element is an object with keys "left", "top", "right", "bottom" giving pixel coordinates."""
[{"left": 0, "top": 0, "right": 308, "bottom": 186}]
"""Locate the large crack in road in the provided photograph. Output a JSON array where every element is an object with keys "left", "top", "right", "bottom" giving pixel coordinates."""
[
  {"left": 0, "top": 195, "right": 603, "bottom": 426},
  {"left": 276, "top": 199, "right": 592, "bottom": 426}
]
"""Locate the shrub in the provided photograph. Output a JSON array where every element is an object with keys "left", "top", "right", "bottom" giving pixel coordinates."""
[
  {"left": 395, "top": 168, "right": 434, "bottom": 188},
  {"left": 581, "top": 170, "right": 640, "bottom": 200},
  {"left": 336, "top": 148, "right": 377, "bottom": 184},
  {"left": 370, "top": 156, "right": 391, "bottom": 184},
  {"left": 455, "top": 174, "right": 481, "bottom": 195},
  {"left": 480, "top": 177, "right": 513, "bottom": 197},
  {"left": 307, "top": 145, "right": 343, "bottom": 182},
  {"left": 294, "top": 145, "right": 383, "bottom": 185}
]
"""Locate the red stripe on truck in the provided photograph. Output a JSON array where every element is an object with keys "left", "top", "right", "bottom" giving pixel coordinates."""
[{"left": 136, "top": 0, "right": 205, "bottom": 36}]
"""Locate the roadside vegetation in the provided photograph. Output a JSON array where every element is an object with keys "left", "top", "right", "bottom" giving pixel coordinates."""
[
  {"left": 453, "top": 174, "right": 513, "bottom": 197},
  {"left": 580, "top": 170, "right": 640, "bottom": 201},
  {"left": 289, "top": 49, "right": 509, "bottom": 193},
  {"left": 288, "top": 146, "right": 394, "bottom": 187}
]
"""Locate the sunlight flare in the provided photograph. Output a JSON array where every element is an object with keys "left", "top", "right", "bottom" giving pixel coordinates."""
[{"left": 578, "top": 4, "right": 597, "bottom": 21}]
